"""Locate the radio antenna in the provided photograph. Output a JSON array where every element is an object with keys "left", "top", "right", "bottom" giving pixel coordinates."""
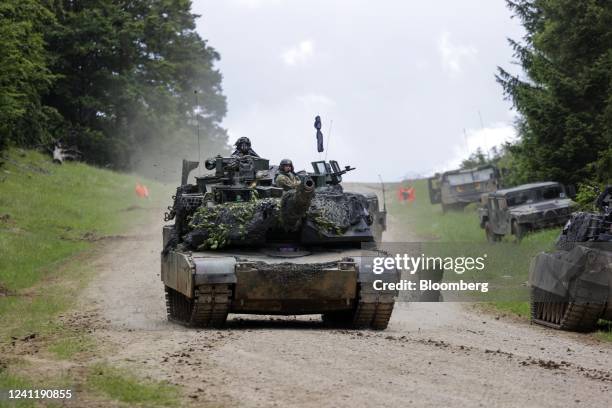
[{"left": 378, "top": 174, "right": 387, "bottom": 212}]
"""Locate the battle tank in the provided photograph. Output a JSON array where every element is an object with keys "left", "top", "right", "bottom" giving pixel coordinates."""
[
  {"left": 161, "top": 153, "right": 398, "bottom": 329},
  {"left": 529, "top": 186, "right": 612, "bottom": 331}
]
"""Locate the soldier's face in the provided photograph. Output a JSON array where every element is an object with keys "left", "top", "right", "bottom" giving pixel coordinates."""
[
  {"left": 238, "top": 143, "right": 248, "bottom": 153},
  {"left": 282, "top": 164, "right": 292, "bottom": 172}
]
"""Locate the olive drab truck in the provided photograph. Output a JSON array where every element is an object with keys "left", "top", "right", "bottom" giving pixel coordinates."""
[
  {"left": 428, "top": 165, "right": 499, "bottom": 213},
  {"left": 479, "top": 182, "right": 576, "bottom": 242}
]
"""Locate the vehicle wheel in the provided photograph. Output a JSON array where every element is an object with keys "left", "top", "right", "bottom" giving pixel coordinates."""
[
  {"left": 511, "top": 221, "right": 526, "bottom": 243},
  {"left": 485, "top": 222, "right": 499, "bottom": 243}
]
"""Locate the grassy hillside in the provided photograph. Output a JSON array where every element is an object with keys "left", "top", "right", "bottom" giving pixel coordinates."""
[
  {"left": 387, "top": 178, "right": 611, "bottom": 340},
  {"left": 0, "top": 149, "right": 166, "bottom": 292},
  {"left": 0, "top": 149, "right": 178, "bottom": 406},
  {"left": 0, "top": 149, "right": 166, "bottom": 335}
]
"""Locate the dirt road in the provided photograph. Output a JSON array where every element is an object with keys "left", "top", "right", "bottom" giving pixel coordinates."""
[{"left": 79, "top": 185, "right": 611, "bottom": 407}]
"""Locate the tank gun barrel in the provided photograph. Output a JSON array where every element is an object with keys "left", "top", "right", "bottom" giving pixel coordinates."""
[{"left": 280, "top": 177, "right": 315, "bottom": 230}]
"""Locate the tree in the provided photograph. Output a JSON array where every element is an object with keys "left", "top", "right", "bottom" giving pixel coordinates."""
[
  {"left": 460, "top": 148, "right": 488, "bottom": 169},
  {"left": 42, "top": 0, "right": 229, "bottom": 171},
  {"left": 497, "top": 0, "right": 612, "bottom": 185},
  {"left": 0, "top": 1, "right": 55, "bottom": 148}
]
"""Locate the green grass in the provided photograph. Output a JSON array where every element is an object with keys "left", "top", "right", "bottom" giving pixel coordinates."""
[
  {"left": 0, "top": 148, "right": 178, "bottom": 405},
  {"left": 0, "top": 366, "right": 73, "bottom": 408},
  {"left": 595, "top": 320, "right": 612, "bottom": 342},
  {"left": 47, "top": 334, "right": 96, "bottom": 360},
  {"left": 0, "top": 148, "right": 164, "bottom": 291},
  {"left": 0, "top": 372, "right": 37, "bottom": 408},
  {"left": 87, "top": 364, "right": 179, "bottom": 407},
  {"left": 0, "top": 149, "right": 166, "bottom": 339}
]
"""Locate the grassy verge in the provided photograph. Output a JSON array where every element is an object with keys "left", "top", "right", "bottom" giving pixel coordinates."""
[
  {"left": 388, "top": 178, "right": 611, "bottom": 340},
  {"left": 87, "top": 364, "right": 179, "bottom": 406},
  {"left": 0, "top": 148, "right": 178, "bottom": 405}
]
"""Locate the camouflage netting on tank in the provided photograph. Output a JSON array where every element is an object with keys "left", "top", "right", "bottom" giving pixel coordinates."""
[
  {"left": 307, "top": 192, "right": 369, "bottom": 234},
  {"left": 182, "top": 190, "right": 370, "bottom": 250},
  {"left": 185, "top": 198, "right": 280, "bottom": 249}
]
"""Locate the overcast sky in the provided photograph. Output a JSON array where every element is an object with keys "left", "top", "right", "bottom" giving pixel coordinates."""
[{"left": 192, "top": 0, "right": 525, "bottom": 181}]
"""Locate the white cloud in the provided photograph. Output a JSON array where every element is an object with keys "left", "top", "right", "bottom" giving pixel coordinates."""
[
  {"left": 437, "top": 31, "right": 478, "bottom": 76},
  {"left": 282, "top": 40, "right": 314, "bottom": 66},
  {"left": 440, "top": 122, "right": 518, "bottom": 172}
]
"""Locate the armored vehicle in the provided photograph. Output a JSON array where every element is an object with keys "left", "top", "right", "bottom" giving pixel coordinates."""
[
  {"left": 479, "top": 182, "right": 575, "bottom": 242},
  {"left": 161, "top": 152, "right": 397, "bottom": 330},
  {"left": 428, "top": 165, "right": 499, "bottom": 213},
  {"left": 529, "top": 186, "right": 612, "bottom": 331}
]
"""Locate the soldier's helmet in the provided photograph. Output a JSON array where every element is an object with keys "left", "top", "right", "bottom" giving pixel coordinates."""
[
  {"left": 234, "top": 137, "right": 252, "bottom": 154},
  {"left": 235, "top": 137, "right": 251, "bottom": 147},
  {"left": 280, "top": 158, "right": 294, "bottom": 172}
]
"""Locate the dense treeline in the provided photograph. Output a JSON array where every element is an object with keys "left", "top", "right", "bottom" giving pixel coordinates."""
[
  {"left": 0, "top": 0, "right": 228, "bottom": 173},
  {"left": 496, "top": 0, "right": 611, "bottom": 188}
]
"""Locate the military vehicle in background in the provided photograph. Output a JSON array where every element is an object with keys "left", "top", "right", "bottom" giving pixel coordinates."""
[
  {"left": 478, "top": 182, "right": 576, "bottom": 242},
  {"left": 529, "top": 186, "right": 612, "bottom": 331},
  {"left": 428, "top": 165, "right": 499, "bottom": 213},
  {"left": 161, "top": 151, "right": 397, "bottom": 330}
]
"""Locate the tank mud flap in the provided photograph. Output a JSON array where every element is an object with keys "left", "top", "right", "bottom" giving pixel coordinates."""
[{"left": 193, "top": 256, "right": 237, "bottom": 285}]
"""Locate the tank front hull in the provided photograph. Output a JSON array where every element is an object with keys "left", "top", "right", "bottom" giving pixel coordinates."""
[
  {"left": 161, "top": 249, "right": 398, "bottom": 329},
  {"left": 232, "top": 262, "right": 357, "bottom": 314}
]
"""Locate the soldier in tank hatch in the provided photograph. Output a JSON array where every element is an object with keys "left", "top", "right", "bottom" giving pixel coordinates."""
[
  {"left": 231, "top": 137, "right": 259, "bottom": 157},
  {"left": 275, "top": 159, "right": 301, "bottom": 191}
]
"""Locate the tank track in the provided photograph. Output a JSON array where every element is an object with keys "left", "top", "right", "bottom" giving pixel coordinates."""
[
  {"left": 530, "top": 287, "right": 604, "bottom": 332},
  {"left": 355, "top": 282, "right": 395, "bottom": 329},
  {"left": 323, "top": 283, "right": 395, "bottom": 330},
  {"left": 165, "top": 284, "right": 232, "bottom": 328}
]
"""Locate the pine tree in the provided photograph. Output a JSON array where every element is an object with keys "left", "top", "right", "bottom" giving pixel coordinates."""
[{"left": 497, "top": 0, "right": 612, "bottom": 185}]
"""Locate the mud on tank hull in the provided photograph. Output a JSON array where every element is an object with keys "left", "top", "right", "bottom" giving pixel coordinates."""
[{"left": 161, "top": 248, "right": 398, "bottom": 330}]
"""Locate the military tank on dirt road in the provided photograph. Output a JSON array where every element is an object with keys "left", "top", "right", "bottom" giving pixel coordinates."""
[
  {"left": 529, "top": 186, "right": 612, "bottom": 331},
  {"left": 161, "top": 148, "right": 397, "bottom": 330}
]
